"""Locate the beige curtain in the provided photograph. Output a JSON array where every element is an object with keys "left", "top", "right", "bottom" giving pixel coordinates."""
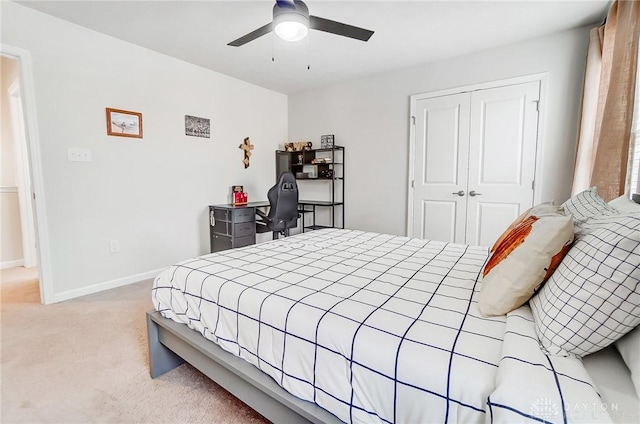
[
  {"left": 571, "top": 0, "right": 640, "bottom": 201},
  {"left": 572, "top": 27, "right": 605, "bottom": 194}
]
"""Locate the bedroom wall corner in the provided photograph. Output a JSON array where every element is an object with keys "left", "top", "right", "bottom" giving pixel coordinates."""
[
  {"left": 288, "top": 25, "right": 592, "bottom": 237},
  {"left": 1, "top": 2, "right": 288, "bottom": 299}
]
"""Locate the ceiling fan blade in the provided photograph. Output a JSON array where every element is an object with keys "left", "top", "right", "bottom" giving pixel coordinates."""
[
  {"left": 276, "top": 0, "right": 296, "bottom": 9},
  {"left": 228, "top": 22, "right": 273, "bottom": 47},
  {"left": 309, "top": 16, "right": 374, "bottom": 42}
]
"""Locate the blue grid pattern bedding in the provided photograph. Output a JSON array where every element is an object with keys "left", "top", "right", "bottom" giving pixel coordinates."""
[
  {"left": 489, "top": 306, "right": 613, "bottom": 424},
  {"left": 152, "top": 229, "right": 612, "bottom": 424}
]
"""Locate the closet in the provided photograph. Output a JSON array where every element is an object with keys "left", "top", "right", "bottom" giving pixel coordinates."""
[{"left": 409, "top": 79, "right": 541, "bottom": 246}]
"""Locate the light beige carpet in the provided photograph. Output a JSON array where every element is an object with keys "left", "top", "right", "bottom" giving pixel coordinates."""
[{"left": 1, "top": 267, "right": 269, "bottom": 423}]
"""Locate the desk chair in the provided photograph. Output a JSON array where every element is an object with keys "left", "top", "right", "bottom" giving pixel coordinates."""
[{"left": 256, "top": 171, "right": 299, "bottom": 239}]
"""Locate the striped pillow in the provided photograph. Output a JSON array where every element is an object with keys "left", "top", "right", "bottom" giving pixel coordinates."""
[
  {"left": 562, "top": 187, "right": 617, "bottom": 222},
  {"left": 530, "top": 214, "right": 640, "bottom": 357}
]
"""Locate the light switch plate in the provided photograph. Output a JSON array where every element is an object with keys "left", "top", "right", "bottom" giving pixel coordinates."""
[
  {"left": 109, "top": 240, "right": 120, "bottom": 253},
  {"left": 67, "top": 147, "right": 92, "bottom": 162}
]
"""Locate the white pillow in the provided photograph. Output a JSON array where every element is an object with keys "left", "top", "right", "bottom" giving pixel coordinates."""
[
  {"left": 489, "top": 202, "right": 562, "bottom": 253},
  {"left": 615, "top": 326, "right": 640, "bottom": 397},
  {"left": 479, "top": 209, "right": 573, "bottom": 317},
  {"left": 609, "top": 195, "right": 640, "bottom": 214},
  {"left": 562, "top": 187, "right": 618, "bottom": 221},
  {"left": 530, "top": 214, "right": 640, "bottom": 357}
]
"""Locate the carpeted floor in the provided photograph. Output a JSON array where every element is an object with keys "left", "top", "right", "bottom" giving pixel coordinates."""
[{"left": 0, "top": 267, "right": 270, "bottom": 423}]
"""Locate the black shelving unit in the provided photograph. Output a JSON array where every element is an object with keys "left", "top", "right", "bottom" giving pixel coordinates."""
[{"left": 275, "top": 146, "right": 344, "bottom": 231}]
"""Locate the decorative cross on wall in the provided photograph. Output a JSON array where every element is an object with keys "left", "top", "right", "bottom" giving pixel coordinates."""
[{"left": 239, "top": 137, "right": 254, "bottom": 169}]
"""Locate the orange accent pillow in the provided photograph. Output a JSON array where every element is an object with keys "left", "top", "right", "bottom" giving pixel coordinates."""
[
  {"left": 478, "top": 208, "right": 573, "bottom": 317},
  {"left": 490, "top": 203, "right": 562, "bottom": 253}
]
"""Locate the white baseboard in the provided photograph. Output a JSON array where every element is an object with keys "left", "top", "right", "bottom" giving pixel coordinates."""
[
  {"left": 1, "top": 259, "right": 25, "bottom": 270},
  {"left": 53, "top": 268, "right": 165, "bottom": 303}
]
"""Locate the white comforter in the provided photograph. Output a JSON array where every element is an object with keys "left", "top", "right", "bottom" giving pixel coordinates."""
[{"left": 152, "top": 229, "right": 611, "bottom": 424}]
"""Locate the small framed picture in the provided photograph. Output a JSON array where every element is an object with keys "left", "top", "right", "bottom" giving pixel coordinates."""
[
  {"left": 185, "top": 115, "right": 211, "bottom": 138},
  {"left": 320, "top": 134, "right": 334, "bottom": 149},
  {"left": 106, "top": 108, "right": 143, "bottom": 138}
]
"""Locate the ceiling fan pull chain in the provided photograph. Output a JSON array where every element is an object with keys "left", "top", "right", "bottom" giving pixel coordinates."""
[
  {"left": 306, "top": 34, "right": 310, "bottom": 70},
  {"left": 271, "top": 31, "right": 276, "bottom": 62}
]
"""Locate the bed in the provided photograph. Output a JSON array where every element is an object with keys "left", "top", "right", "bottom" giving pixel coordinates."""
[{"left": 148, "top": 197, "right": 640, "bottom": 424}]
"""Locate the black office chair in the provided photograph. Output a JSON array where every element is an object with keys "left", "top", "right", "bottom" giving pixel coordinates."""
[{"left": 256, "top": 171, "right": 299, "bottom": 239}]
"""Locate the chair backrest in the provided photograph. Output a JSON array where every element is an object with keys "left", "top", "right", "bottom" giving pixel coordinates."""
[{"left": 267, "top": 171, "right": 299, "bottom": 232}]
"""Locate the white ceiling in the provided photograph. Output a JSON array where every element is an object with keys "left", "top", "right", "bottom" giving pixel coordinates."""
[{"left": 17, "top": 0, "right": 610, "bottom": 94}]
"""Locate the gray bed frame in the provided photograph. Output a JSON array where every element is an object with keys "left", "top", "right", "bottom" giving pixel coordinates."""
[{"left": 146, "top": 310, "right": 342, "bottom": 424}]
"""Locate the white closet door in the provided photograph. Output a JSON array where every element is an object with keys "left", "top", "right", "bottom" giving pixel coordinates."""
[
  {"left": 466, "top": 81, "right": 540, "bottom": 246},
  {"left": 412, "top": 93, "right": 470, "bottom": 243}
]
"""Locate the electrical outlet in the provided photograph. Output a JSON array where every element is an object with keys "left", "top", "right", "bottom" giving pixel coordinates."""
[
  {"left": 109, "top": 240, "right": 120, "bottom": 253},
  {"left": 67, "top": 147, "right": 92, "bottom": 162}
]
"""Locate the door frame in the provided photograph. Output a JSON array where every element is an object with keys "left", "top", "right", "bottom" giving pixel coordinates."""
[
  {"left": 407, "top": 73, "right": 548, "bottom": 238},
  {"left": 1, "top": 44, "right": 55, "bottom": 304}
]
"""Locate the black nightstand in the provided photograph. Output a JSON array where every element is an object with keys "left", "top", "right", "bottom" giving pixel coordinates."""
[{"left": 209, "top": 202, "right": 268, "bottom": 252}]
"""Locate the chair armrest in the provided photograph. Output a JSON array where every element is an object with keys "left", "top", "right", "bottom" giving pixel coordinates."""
[
  {"left": 255, "top": 221, "right": 271, "bottom": 233},
  {"left": 256, "top": 208, "right": 269, "bottom": 222}
]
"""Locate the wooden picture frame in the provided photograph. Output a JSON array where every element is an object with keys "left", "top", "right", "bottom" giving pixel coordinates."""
[{"left": 106, "top": 108, "right": 143, "bottom": 138}]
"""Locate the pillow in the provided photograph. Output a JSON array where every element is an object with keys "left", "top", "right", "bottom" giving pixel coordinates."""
[
  {"left": 609, "top": 195, "right": 640, "bottom": 214},
  {"left": 615, "top": 326, "right": 640, "bottom": 397},
  {"left": 530, "top": 214, "right": 640, "bottom": 357},
  {"left": 478, "top": 209, "right": 573, "bottom": 317},
  {"left": 490, "top": 202, "right": 562, "bottom": 253},
  {"left": 562, "top": 187, "right": 618, "bottom": 221}
]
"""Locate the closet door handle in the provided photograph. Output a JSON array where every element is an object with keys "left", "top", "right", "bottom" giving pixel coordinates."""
[
  {"left": 452, "top": 190, "right": 465, "bottom": 196},
  {"left": 469, "top": 190, "right": 482, "bottom": 197}
]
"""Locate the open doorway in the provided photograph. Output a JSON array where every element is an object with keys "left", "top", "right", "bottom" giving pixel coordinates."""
[
  {"left": 1, "top": 45, "right": 53, "bottom": 304},
  {"left": 1, "top": 55, "right": 39, "bottom": 298}
]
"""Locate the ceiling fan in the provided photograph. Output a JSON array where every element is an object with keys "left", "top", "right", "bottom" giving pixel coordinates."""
[{"left": 228, "top": 0, "right": 374, "bottom": 47}]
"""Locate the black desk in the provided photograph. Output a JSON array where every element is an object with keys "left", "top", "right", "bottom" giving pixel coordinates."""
[
  {"left": 297, "top": 200, "right": 344, "bottom": 231},
  {"left": 209, "top": 200, "right": 343, "bottom": 252}
]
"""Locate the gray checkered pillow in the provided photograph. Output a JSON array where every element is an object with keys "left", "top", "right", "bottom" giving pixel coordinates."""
[
  {"left": 562, "top": 187, "right": 618, "bottom": 221},
  {"left": 529, "top": 214, "right": 640, "bottom": 357}
]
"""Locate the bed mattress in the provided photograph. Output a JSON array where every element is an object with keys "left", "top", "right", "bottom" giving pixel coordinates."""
[{"left": 153, "top": 229, "right": 614, "bottom": 424}]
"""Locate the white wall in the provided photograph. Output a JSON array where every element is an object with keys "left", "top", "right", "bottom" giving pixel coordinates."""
[
  {"left": 289, "top": 26, "right": 591, "bottom": 236},
  {"left": 0, "top": 56, "right": 24, "bottom": 267},
  {"left": 1, "top": 3, "right": 287, "bottom": 299}
]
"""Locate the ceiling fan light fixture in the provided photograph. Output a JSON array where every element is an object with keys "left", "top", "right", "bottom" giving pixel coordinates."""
[
  {"left": 227, "top": 0, "right": 374, "bottom": 47},
  {"left": 274, "top": 12, "right": 309, "bottom": 42}
]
